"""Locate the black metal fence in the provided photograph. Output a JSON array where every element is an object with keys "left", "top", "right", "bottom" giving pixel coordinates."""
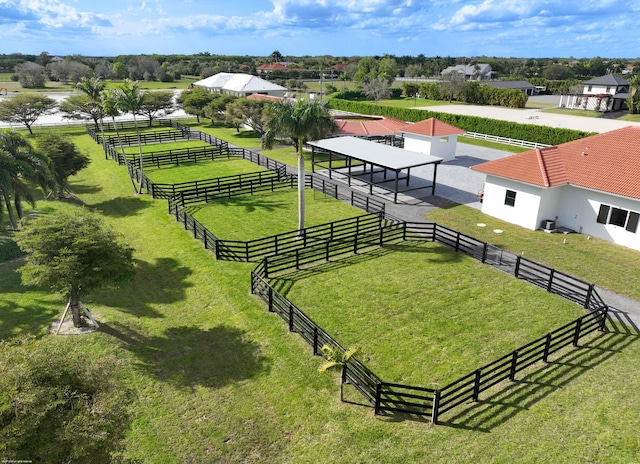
[{"left": 250, "top": 220, "right": 610, "bottom": 424}]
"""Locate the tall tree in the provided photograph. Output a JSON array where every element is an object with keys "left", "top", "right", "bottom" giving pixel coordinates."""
[
  {"left": 75, "top": 76, "right": 107, "bottom": 153},
  {"left": 0, "top": 94, "right": 57, "bottom": 134},
  {"left": 177, "top": 86, "right": 215, "bottom": 123},
  {"left": 362, "top": 77, "right": 391, "bottom": 104},
  {"left": 14, "top": 61, "right": 47, "bottom": 88},
  {"left": 101, "top": 89, "right": 138, "bottom": 193},
  {"left": 36, "top": 133, "right": 90, "bottom": 198},
  {"left": 138, "top": 90, "right": 175, "bottom": 123},
  {"left": 0, "top": 131, "right": 53, "bottom": 230},
  {"left": 14, "top": 209, "right": 136, "bottom": 327},
  {"left": 58, "top": 94, "right": 103, "bottom": 128},
  {"left": 262, "top": 98, "right": 339, "bottom": 232},
  {"left": 117, "top": 79, "right": 146, "bottom": 192}
]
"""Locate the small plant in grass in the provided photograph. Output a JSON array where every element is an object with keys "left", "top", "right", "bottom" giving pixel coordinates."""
[{"left": 318, "top": 344, "right": 359, "bottom": 401}]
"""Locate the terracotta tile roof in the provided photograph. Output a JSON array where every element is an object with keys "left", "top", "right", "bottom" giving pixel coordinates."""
[
  {"left": 398, "top": 118, "right": 466, "bottom": 137},
  {"left": 471, "top": 126, "right": 640, "bottom": 199},
  {"left": 335, "top": 116, "right": 408, "bottom": 136}
]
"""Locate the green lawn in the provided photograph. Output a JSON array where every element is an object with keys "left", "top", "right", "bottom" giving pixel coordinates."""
[
  {"left": 426, "top": 204, "right": 640, "bottom": 300},
  {"left": 185, "top": 121, "right": 264, "bottom": 148},
  {"left": 376, "top": 97, "right": 456, "bottom": 108},
  {"left": 121, "top": 140, "right": 208, "bottom": 155},
  {"left": 458, "top": 136, "right": 530, "bottom": 153},
  {"left": 542, "top": 108, "right": 601, "bottom": 118},
  {"left": 274, "top": 241, "right": 585, "bottom": 387},
  {"left": 145, "top": 158, "right": 268, "bottom": 184},
  {"left": 1, "top": 127, "right": 640, "bottom": 463},
  {"left": 191, "top": 188, "right": 362, "bottom": 241},
  {"left": 618, "top": 113, "right": 640, "bottom": 122}
]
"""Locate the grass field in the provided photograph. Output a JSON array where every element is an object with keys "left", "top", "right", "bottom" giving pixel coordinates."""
[
  {"left": 191, "top": 188, "right": 362, "bottom": 241},
  {"left": 145, "top": 158, "right": 268, "bottom": 184},
  {"left": 1, "top": 127, "right": 640, "bottom": 462},
  {"left": 426, "top": 204, "right": 640, "bottom": 300},
  {"left": 273, "top": 241, "right": 585, "bottom": 387}
]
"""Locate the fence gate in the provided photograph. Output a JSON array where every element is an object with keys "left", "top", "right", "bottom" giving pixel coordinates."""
[{"left": 484, "top": 244, "right": 518, "bottom": 273}]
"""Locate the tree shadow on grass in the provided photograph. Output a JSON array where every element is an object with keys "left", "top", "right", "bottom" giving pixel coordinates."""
[
  {"left": 101, "top": 321, "right": 270, "bottom": 389},
  {"left": 90, "top": 257, "right": 194, "bottom": 319},
  {"left": 70, "top": 183, "right": 102, "bottom": 195},
  {"left": 197, "top": 194, "right": 290, "bottom": 214},
  {"left": 436, "top": 328, "right": 639, "bottom": 432},
  {"left": 0, "top": 260, "right": 59, "bottom": 339},
  {"left": 90, "top": 196, "right": 150, "bottom": 217}
]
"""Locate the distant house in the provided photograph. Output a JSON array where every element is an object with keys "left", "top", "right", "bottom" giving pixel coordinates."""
[
  {"left": 397, "top": 118, "right": 466, "bottom": 162},
  {"left": 471, "top": 126, "right": 640, "bottom": 251},
  {"left": 193, "top": 73, "right": 287, "bottom": 98},
  {"left": 558, "top": 75, "right": 630, "bottom": 112},
  {"left": 483, "top": 80, "right": 537, "bottom": 96},
  {"left": 441, "top": 64, "right": 492, "bottom": 81}
]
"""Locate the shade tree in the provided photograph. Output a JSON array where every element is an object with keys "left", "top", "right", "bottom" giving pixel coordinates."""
[{"left": 0, "top": 94, "right": 58, "bottom": 134}]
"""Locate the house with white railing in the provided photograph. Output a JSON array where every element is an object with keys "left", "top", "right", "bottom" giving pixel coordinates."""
[
  {"left": 471, "top": 126, "right": 640, "bottom": 251},
  {"left": 559, "top": 75, "right": 630, "bottom": 112}
]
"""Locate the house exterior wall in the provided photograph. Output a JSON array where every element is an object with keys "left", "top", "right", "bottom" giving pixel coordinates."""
[
  {"left": 480, "top": 176, "right": 544, "bottom": 230},
  {"left": 403, "top": 134, "right": 458, "bottom": 162},
  {"left": 481, "top": 177, "right": 640, "bottom": 251}
]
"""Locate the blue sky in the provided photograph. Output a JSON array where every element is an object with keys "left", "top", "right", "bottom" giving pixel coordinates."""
[{"left": 1, "top": 0, "right": 638, "bottom": 58}]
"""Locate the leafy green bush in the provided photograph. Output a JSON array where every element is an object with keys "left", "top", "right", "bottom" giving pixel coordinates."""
[
  {"left": 390, "top": 87, "right": 403, "bottom": 98},
  {"left": 0, "top": 233, "right": 24, "bottom": 263},
  {"left": 0, "top": 337, "right": 133, "bottom": 463},
  {"left": 328, "top": 98, "right": 594, "bottom": 145}
]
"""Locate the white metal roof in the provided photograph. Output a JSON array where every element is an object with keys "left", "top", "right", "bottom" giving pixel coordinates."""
[
  {"left": 308, "top": 136, "right": 442, "bottom": 170},
  {"left": 194, "top": 73, "right": 286, "bottom": 93}
]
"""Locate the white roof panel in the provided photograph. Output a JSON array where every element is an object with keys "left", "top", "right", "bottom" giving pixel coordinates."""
[{"left": 308, "top": 136, "right": 442, "bottom": 170}]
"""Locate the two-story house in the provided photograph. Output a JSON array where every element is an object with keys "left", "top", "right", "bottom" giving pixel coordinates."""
[{"left": 559, "top": 75, "right": 630, "bottom": 112}]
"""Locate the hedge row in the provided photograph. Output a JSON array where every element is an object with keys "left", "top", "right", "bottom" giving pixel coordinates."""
[{"left": 328, "top": 98, "right": 595, "bottom": 146}]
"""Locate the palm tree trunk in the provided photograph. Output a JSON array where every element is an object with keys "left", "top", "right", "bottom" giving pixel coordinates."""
[
  {"left": 112, "top": 116, "right": 138, "bottom": 194},
  {"left": 133, "top": 114, "right": 145, "bottom": 194},
  {"left": 1, "top": 188, "right": 18, "bottom": 230},
  {"left": 14, "top": 192, "right": 23, "bottom": 219},
  {"left": 297, "top": 137, "right": 305, "bottom": 234}
]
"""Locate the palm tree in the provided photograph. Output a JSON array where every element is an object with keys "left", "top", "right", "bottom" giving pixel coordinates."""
[
  {"left": 76, "top": 77, "right": 107, "bottom": 156},
  {"left": 101, "top": 89, "right": 138, "bottom": 194},
  {"left": 0, "top": 131, "right": 52, "bottom": 230},
  {"left": 262, "top": 98, "right": 339, "bottom": 232},
  {"left": 117, "top": 79, "right": 145, "bottom": 193},
  {"left": 318, "top": 345, "right": 359, "bottom": 401}
]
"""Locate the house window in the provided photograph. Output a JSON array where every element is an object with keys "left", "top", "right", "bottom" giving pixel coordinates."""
[
  {"left": 504, "top": 190, "right": 516, "bottom": 207},
  {"left": 587, "top": 85, "right": 593, "bottom": 92},
  {"left": 606, "top": 86, "right": 611, "bottom": 93},
  {"left": 596, "top": 204, "right": 639, "bottom": 233}
]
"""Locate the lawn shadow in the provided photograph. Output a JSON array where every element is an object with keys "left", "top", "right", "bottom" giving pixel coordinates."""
[
  {"left": 437, "top": 327, "right": 639, "bottom": 432},
  {"left": 209, "top": 195, "right": 290, "bottom": 214},
  {"left": 101, "top": 321, "right": 270, "bottom": 389},
  {"left": 0, "top": 259, "right": 59, "bottom": 339},
  {"left": 90, "top": 196, "right": 150, "bottom": 217},
  {"left": 91, "top": 257, "right": 194, "bottom": 319},
  {"left": 70, "top": 183, "right": 102, "bottom": 195}
]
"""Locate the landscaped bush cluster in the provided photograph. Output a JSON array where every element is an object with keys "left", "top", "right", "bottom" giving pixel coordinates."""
[
  {"left": 0, "top": 234, "right": 24, "bottom": 262},
  {"left": 328, "top": 98, "right": 595, "bottom": 145},
  {"left": 456, "top": 82, "right": 528, "bottom": 108}
]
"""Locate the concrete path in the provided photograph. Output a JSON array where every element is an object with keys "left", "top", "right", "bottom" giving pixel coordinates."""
[{"left": 418, "top": 104, "right": 640, "bottom": 134}]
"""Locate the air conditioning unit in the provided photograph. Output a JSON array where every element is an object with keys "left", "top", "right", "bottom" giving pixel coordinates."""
[{"left": 542, "top": 219, "right": 556, "bottom": 231}]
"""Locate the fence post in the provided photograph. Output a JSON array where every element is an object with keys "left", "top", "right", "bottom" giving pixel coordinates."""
[
  {"left": 573, "top": 318, "right": 582, "bottom": 346},
  {"left": 403, "top": 222, "right": 407, "bottom": 241},
  {"left": 431, "top": 390, "right": 441, "bottom": 425},
  {"left": 547, "top": 269, "right": 555, "bottom": 293},
  {"left": 598, "top": 306, "right": 609, "bottom": 331},
  {"left": 585, "top": 284, "right": 594, "bottom": 309},
  {"left": 482, "top": 243, "right": 488, "bottom": 263},
  {"left": 288, "top": 304, "right": 294, "bottom": 332},
  {"left": 472, "top": 369, "right": 481, "bottom": 401},
  {"left": 264, "top": 258, "right": 269, "bottom": 279},
  {"left": 509, "top": 350, "right": 518, "bottom": 381},
  {"left": 313, "top": 327, "right": 318, "bottom": 355},
  {"left": 515, "top": 255, "right": 521, "bottom": 278},
  {"left": 203, "top": 230, "right": 208, "bottom": 250},
  {"left": 268, "top": 286, "right": 274, "bottom": 312},
  {"left": 543, "top": 333, "right": 552, "bottom": 363},
  {"left": 214, "top": 239, "right": 220, "bottom": 260},
  {"left": 455, "top": 232, "right": 460, "bottom": 252},
  {"left": 374, "top": 383, "right": 382, "bottom": 415}
]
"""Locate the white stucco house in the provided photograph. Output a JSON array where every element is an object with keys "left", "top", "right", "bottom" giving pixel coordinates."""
[
  {"left": 398, "top": 118, "right": 465, "bottom": 162},
  {"left": 558, "top": 74, "right": 630, "bottom": 112},
  {"left": 193, "top": 73, "right": 287, "bottom": 98},
  {"left": 471, "top": 126, "right": 640, "bottom": 251}
]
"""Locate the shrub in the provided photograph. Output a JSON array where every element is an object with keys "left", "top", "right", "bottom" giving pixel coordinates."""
[{"left": 0, "top": 337, "right": 133, "bottom": 463}]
